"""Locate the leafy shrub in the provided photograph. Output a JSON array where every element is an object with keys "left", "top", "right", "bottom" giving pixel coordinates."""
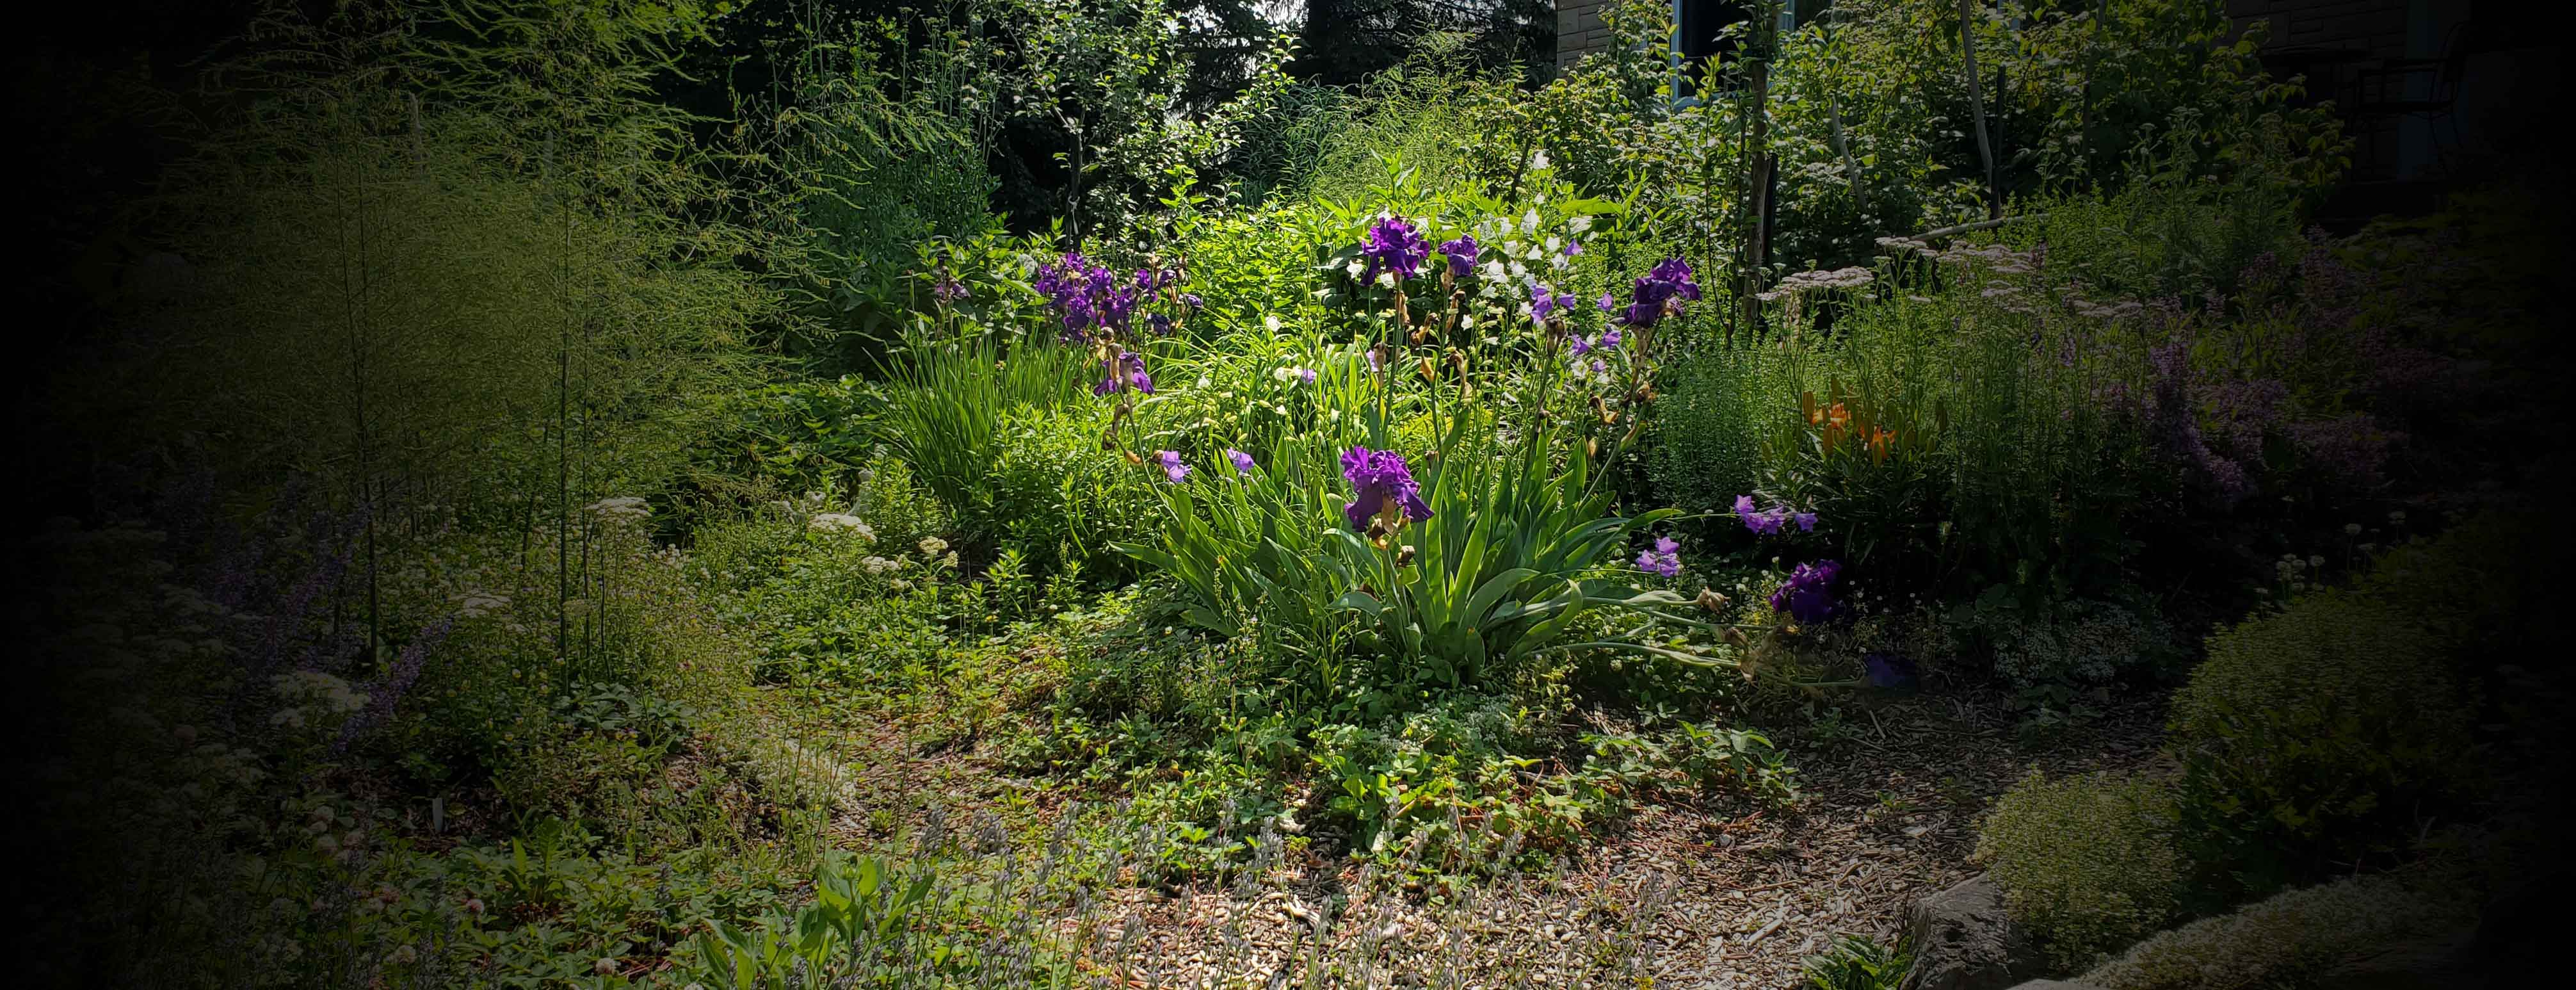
[
  {"left": 1803, "top": 934, "right": 1914, "bottom": 990},
  {"left": 1974, "top": 769, "right": 2187, "bottom": 971},
  {"left": 1947, "top": 589, "right": 2174, "bottom": 691},
  {"left": 988, "top": 402, "right": 1158, "bottom": 580},
  {"left": 2076, "top": 864, "right": 2477, "bottom": 990},
  {"left": 2167, "top": 590, "right": 2474, "bottom": 897}
]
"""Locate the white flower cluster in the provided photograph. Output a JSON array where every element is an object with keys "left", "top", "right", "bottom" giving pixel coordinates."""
[
  {"left": 270, "top": 670, "right": 367, "bottom": 729},
  {"left": 586, "top": 496, "right": 650, "bottom": 520},
  {"left": 1757, "top": 266, "right": 1874, "bottom": 302},
  {"left": 809, "top": 513, "right": 876, "bottom": 542},
  {"left": 860, "top": 555, "right": 905, "bottom": 575}
]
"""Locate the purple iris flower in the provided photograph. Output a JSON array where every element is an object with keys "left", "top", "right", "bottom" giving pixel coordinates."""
[
  {"left": 1616, "top": 257, "right": 1704, "bottom": 327},
  {"left": 1157, "top": 450, "right": 1192, "bottom": 483},
  {"left": 1340, "top": 446, "right": 1432, "bottom": 531},
  {"left": 1093, "top": 350, "right": 1153, "bottom": 396},
  {"left": 931, "top": 270, "right": 968, "bottom": 302},
  {"left": 1227, "top": 448, "right": 1255, "bottom": 475},
  {"left": 1362, "top": 217, "right": 1429, "bottom": 283},
  {"left": 1636, "top": 535, "right": 1682, "bottom": 577},
  {"left": 1036, "top": 250, "right": 1147, "bottom": 339},
  {"left": 1439, "top": 235, "right": 1480, "bottom": 278},
  {"left": 1149, "top": 312, "right": 1174, "bottom": 336},
  {"left": 1768, "top": 560, "right": 1844, "bottom": 624}
]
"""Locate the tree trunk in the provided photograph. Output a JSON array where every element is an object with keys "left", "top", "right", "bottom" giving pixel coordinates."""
[{"left": 1957, "top": 0, "right": 2002, "bottom": 219}]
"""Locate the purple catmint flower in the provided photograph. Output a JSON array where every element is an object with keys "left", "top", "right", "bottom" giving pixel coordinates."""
[
  {"left": 1362, "top": 216, "right": 1429, "bottom": 283},
  {"left": 1227, "top": 448, "right": 1256, "bottom": 475},
  {"left": 1636, "top": 535, "right": 1682, "bottom": 577},
  {"left": 1340, "top": 446, "right": 1433, "bottom": 531},
  {"left": 1093, "top": 350, "right": 1153, "bottom": 396},
  {"left": 1439, "top": 235, "right": 1479, "bottom": 278},
  {"left": 1157, "top": 450, "right": 1192, "bottom": 483},
  {"left": 2288, "top": 413, "right": 2399, "bottom": 490},
  {"left": 333, "top": 617, "right": 455, "bottom": 754},
  {"left": 1769, "top": 560, "right": 1843, "bottom": 624}
]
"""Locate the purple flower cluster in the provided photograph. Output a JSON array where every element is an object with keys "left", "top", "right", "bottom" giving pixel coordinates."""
[
  {"left": 1157, "top": 450, "right": 1191, "bottom": 483},
  {"left": 1732, "top": 495, "right": 1815, "bottom": 535},
  {"left": 1439, "top": 235, "right": 1480, "bottom": 279},
  {"left": 1636, "top": 535, "right": 1681, "bottom": 578},
  {"left": 1341, "top": 446, "right": 1432, "bottom": 531},
  {"left": 931, "top": 269, "right": 969, "bottom": 304},
  {"left": 1614, "top": 257, "right": 1702, "bottom": 327},
  {"left": 1093, "top": 350, "right": 1154, "bottom": 396},
  {"left": 332, "top": 616, "right": 456, "bottom": 754},
  {"left": 1362, "top": 217, "right": 1429, "bottom": 284},
  {"left": 1034, "top": 253, "right": 1184, "bottom": 343},
  {"left": 2288, "top": 413, "right": 2400, "bottom": 490},
  {"left": 1768, "top": 560, "right": 1843, "bottom": 624},
  {"left": 1533, "top": 282, "right": 1577, "bottom": 321}
]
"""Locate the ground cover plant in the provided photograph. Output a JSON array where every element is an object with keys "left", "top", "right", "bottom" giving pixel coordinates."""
[{"left": 17, "top": 1, "right": 2572, "bottom": 987}]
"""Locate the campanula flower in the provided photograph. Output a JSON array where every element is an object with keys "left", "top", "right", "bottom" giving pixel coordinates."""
[
  {"left": 1157, "top": 450, "right": 1192, "bottom": 483},
  {"left": 1598, "top": 327, "right": 1621, "bottom": 349},
  {"left": 1531, "top": 283, "right": 1577, "bottom": 321},
  {"left": 1636, "top": 535, "right": 1682, "bottom": 577},
  {"left": 1227, "top": 448, "right": 1255, "bottom": 475},
  {"left": 1794, "top": 511, "right": 1817, "bottom": 533},
  {"left": 1569, "top": 334, "right": 1591, "bottom": 357},
  {"left": 1340, "top": 446, "right": 1432, "bottom": 531}
]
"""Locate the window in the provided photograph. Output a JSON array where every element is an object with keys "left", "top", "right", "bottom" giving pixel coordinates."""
[{"left": 1672, "top": 1, "right": 1828, "bottom": 102}]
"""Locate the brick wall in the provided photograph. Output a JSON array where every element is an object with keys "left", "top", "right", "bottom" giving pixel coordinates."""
[{"left": 1558, "top": 0, "right": 1617, "bottom": 72}]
